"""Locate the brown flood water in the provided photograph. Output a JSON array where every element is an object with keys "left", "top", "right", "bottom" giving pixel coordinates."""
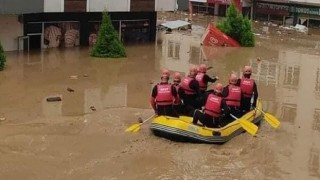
[{"left": 1, "top": 17, "right": 320, "bottom": 179}]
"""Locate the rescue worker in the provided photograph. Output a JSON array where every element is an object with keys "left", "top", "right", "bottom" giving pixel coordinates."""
[
  {"left": 222, "top": 74, "right": 242, "bottom": 123},
  {"left": 237, "top": 66, "right": 258, "bottom": 114},
  {"left": 172, "top": 72, "right": 185, "bottom": 115},
  {"left": 181, "top": 65, "right": 201, "bottom": 115},
  {"left": 192, "top": 83, "right": 230, "bottom": 128},
  {"left": 181, "top": 66, "right": 200, "bottom": 117},
  {"left": 195, "top": 64, "right": 219, "bottom": 94},
  {"left": 150, "top": 69, "right": 179, "bottom": 117}
]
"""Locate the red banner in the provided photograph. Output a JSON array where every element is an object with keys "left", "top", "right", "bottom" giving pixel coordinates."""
[
  {"left": 207, "top": 0, "right": 242, "bottom": 12},
  {"left": 201, "top": 23, "right": 240, "bottom": 47}
]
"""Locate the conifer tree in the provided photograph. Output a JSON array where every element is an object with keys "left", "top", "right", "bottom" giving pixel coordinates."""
[
  {"left": 91, "top": 11, "right": 126, "bottom": 58},
  {"left": 217, "top": 4, "right": 255, "bottom": 47},
  {"left": 0, "top": 41, "right": 6, "bottom": 71}
]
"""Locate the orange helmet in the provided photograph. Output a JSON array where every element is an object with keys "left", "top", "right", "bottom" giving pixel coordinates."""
[
  {"left": 229, "top": 74, "right": 238, "bottom": 85},
  {"left": 199, "top": 64, "right": 207, "bottom": 73},
  {"left": 161, "top": 68, "right": 170, "bottom": 79},
  {"left": 189, "top": 65, "right": 198, "bottom": 77},
  {"left": 173, "top": 72, "right": 181, "bottom": 82},
  {"left": 214, "top": 83, "right": 223, "bottom": 94},
  {"left": 243, "top": 66, "right": 252, "bottom": 75}
]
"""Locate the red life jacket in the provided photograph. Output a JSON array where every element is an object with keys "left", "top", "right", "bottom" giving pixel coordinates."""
[
  {"left": 240, "top": 78, "right": 254, "bottom": 98},
  {"left": 181, "top": 76, "right": 196, "bottom": 95},
  {"left": 173, "top": 85, "right": 182, "bottom": 105},
  {"left": 196, "top": 73, "right": 207, "bottom": 91},
  {"left": 204, "top": 94, "right": 222, "bottom": 118},
  {"left": 225, "top": 85, "right": 241, "bottom": 107},
  {"left": 156, "top": 84, "right": 174, "bottom": 105}
]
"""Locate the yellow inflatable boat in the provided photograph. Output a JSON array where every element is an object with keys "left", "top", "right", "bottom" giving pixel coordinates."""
[{"left": 150, "top": 99, "right": 263, "bottom": 144}]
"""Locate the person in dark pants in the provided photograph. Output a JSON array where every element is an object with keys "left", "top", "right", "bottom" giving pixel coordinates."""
[
  {"left": 237, "top": 66, "right": 258, "bottom": 114},
  {"left": 193, "top": 83, "right": 230, "bottom": 128},
  {"left": 150, "top": 69, "right": 179, "bottom": 117},
  {"left": 172, "top": 72, "right": 185, "bottom": 116},
  {"left": 196, "top": 64, "right": 219, "bottom": 94},
  {"left": 222, "top": 74, "right": 242, "bottom": 124},
  {"left": 181, "top": 65, "right": 201, "bottom": 116}
]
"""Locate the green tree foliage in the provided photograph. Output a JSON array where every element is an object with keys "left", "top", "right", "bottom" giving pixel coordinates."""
[
  {"left": 217, "top": 4, "right": 255, "bottom": 47},
  {"left": 0, "top": 41, "right": 6, "bottom": 71},
  {"left": 91, "top": 11, "right": 126, "bottom": 58}
]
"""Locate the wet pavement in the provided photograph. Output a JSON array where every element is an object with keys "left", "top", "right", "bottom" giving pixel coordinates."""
[{"left": 1, "top": 14, "right": 320, "bottom": 180}]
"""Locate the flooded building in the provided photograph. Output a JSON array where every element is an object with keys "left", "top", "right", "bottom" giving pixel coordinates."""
[
  {"left": 289, "top": 0, "right": 320, "bottom": 27},
  {"left": 189, "top": 0, "right": 252, "bottom": 17},
  {"left": 254, "top": 0, "right": 320, "bottom": 27},
  {"left": 0, "top": 0, "right": 177, "bottom": 51},
  {"left": 254, "top": 0, "right": 290, "bottom": 25}
]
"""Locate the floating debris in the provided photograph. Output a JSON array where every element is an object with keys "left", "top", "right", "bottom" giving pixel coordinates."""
[
  {"left": 46, "top": 97, "right": 62, "bottom": 102},
  {"left": 70, "top": 75, "right": 78, "bottom": 80},
  {"left": 67, "top": 88, "right": 75, "bottom": 92},
  {"left": 90, "top": 106, "right": 96, "bottom": 111}
]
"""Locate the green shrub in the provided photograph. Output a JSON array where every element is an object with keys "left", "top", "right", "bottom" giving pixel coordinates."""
[
  {"left": 90, "top": 11, "right": 126, "bottom": 58},
  {"left": 217, "top": 4, "right": 255, "bottom": 47},
  {"left": 0, "top": 41, "right": 6, "bottom": 71}
]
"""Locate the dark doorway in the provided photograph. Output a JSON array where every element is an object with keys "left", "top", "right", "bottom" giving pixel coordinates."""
[{"left": 28, "top": 34, "right": 42, "bottom": 49}]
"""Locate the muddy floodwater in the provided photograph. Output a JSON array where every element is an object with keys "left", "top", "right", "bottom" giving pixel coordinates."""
[{"left": 1, "top": 17, "right": 320, "bottom": 179}]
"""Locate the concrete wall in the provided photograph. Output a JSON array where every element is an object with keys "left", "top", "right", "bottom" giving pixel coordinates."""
[
  {"left": 0, "top": 0, "right": 44, "bottom": 14},
  {"left": 0, "top": 15, "right": 23, "bottom": 51},
  {"left": 88, "top": 0, "right": 130, "bottom": 12},
  {"left": 44, "top": 0, "right": 64, "bottom": 12},
  {"left": 155, "top": 0, "right": 177, "bottom": 11}
]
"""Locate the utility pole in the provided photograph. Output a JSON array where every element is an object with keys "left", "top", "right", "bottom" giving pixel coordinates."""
[{"left": 250, "top": 0, "right": 254, "bottom": 20}]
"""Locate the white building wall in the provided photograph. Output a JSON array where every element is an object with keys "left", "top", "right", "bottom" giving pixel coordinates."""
[
  {"left": 88, "top": 0, "right": 130, "bottom": 12},
  {"left": 44, "top": 0, "right": 64, "bottom": 12},
  {"left": 155, "top": 0, "right": 177, "bottom": 11},
  {"left": 290, "top": 0, "right": 320, "bottom": 5},
  {"left": 190, "top": 0, "right": 206, "bottom": 2},
  {"left": 160, "top": 32, "right": 201, "bottom": 74},
  {"left": 0, "top": 15, "right": 23, "bottom": 51}
]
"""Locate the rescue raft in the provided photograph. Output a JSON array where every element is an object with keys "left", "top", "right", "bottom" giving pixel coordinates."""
[{"left": 150, "top": 99, "right": 263, "bottom": 144}]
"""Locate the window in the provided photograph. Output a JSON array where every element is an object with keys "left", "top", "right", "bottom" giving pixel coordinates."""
[
  {"left": 281, "top": 104, "right": 297, "bottom": 123},
  {"left": 284, "top": 65, "right": 300, "bottom": 88},
  {"left": 189, "top": 46, "right": 200, "bottom": 64},
  {"left": 250, "top": 60, "right": 278, "bottom": 86},
  {"left": 313, "top": 109, "right": 320, "bottom": 132},
  {"left": 315, "top": 68, "right": 320, "bottom": 93},
  {"left": 167, "top": 41, "right": 180, "bottom": 60},
  {"left": 309, "top": 147, "right": 320, "bottom": 177}
]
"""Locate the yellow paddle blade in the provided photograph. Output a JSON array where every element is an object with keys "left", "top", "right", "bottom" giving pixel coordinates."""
[
  {"left": 238, "top": 118, "right": 258, "bottom": 136},
  {"left": 132, "top": 126, "right": 141, "bottom": 132},
  {"left": 264, "top": 113, "right": 280, "bottom": 128},
  {"left": 125, "top": 123, "right": 141, "bottom": 132}
]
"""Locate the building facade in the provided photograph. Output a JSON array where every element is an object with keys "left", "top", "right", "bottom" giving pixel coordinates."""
[
  {"left": 0, "top": 0, "right": 177, "bottom": 51},
  {"left": 254, "top": 0, "right": 320, "bottom": 26}
]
